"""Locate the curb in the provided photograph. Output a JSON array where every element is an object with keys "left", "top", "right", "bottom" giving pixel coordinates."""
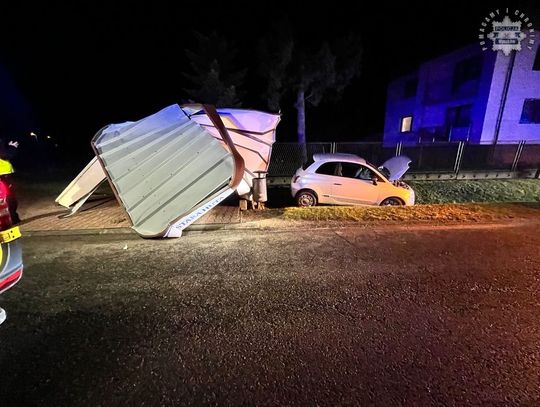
[
  {"left": 22, "top": 218, "right": 540, "bottom": 238},
  {"left": 22, "top": 227, "right": 136, "bottom": 237},
  {"left": 21, "top": 222, "right": 251, "bottom": 237}
]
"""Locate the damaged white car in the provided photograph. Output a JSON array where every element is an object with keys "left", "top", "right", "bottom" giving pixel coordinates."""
[{"left": 291, "top": 153, "right": 415, "bottom": 207}]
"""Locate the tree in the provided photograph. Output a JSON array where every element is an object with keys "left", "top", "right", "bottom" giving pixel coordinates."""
[
  {"left": 257, "top": 25, "right": 293, "bottom": 112},
  {"left": 183, "top": 31, "right": 246, "bottom": 107},
  {"left": 258, "top": 26, "right": 362, "bottom": 157}
]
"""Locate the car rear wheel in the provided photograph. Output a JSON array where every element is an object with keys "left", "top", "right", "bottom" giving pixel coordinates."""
[
  {"left": 296, "top": 190, "right": 317, "bottom": 207},
  {"left": 380, "top": 197, "right": 403, "bottom": 206}
]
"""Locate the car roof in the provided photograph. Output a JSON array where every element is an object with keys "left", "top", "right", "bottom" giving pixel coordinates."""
[{"left": 312, "top": 153, "right": 367, "bottom": 165}]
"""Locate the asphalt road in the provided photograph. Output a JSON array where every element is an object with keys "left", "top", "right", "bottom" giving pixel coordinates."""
[{"left": 1, "top": 223, "right": 540, "bottom": 406}]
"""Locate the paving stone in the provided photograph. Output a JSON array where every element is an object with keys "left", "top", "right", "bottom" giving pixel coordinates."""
[{"left": 19, "top": 196, "right": 240, "bottom": 232}]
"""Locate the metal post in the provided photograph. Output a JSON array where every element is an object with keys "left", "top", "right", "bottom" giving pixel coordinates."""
[
  {"left": 331, "top": 142, "right": 336, "bottom": 154},
  {"left": 511, "top": 140, "right": 525, "bottom": 172},
  {"left": 417, "top": 144, "right": 424, "bottom": 171},
  {"left": 453, "top": 143, "right": 460, "bottom": 173},
  {"left": 395, "top": 141, "right": 402, "bottom": 156},
  {"left": 453, "top": 141, "right": 465, "bottom": 174},
  {"left": 493, "top": 51, "right": 516, "bottom": 144}
]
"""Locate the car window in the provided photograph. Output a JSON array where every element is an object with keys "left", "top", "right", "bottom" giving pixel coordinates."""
[
  {"left": 338, "top": 162, "right": 362, "bottom": 178},
  {"left": 336, "top": 162, "right": 380, "bottom": 181},
  {"left": 315, "top": 162, "right": 338, "bottom": 175},
  {"left": 355, "top": 166, "right": 377, "bottom": 181}
]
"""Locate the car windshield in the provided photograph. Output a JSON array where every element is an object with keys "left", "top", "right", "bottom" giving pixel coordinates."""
[
  {"left": 363, "top": 161, "right": 388, "bottom": 179},
  {"left": 377, "top": 166, "right": 391, "bottom": 180}
]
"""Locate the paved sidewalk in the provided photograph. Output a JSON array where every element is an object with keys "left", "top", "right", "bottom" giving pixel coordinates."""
[{"left": 19, "top": 194, "right": 241, "bottom": 233}]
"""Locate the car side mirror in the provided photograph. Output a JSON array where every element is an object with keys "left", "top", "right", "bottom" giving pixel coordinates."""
[{"left": 371, "top": 176, "right": 378, "bottom": 186}]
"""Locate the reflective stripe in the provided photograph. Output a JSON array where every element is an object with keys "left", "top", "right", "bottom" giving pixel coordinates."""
[{"left": 0, "top": 160, "right": 14, "bottom": 175}]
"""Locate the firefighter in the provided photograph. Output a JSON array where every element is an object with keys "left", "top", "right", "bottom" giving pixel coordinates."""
[{"left": 0, "top": 140, "right": 20, "bottom": 224}]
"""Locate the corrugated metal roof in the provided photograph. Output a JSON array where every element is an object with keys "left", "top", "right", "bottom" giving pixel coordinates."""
[
  {"left": 55, "top": 156, "right": 106, "bottom": 208},
  {"left": 92, "top": 104, "right": 235, "bottom": 237},
  {"left": 184, "top": 106, "right": 279, "bottom": 197},
  {"left": 187, "top": 108, "right": 280, "bottom": 176}
]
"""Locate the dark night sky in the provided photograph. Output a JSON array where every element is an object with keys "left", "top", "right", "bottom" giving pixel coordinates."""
[{"left": 1, "top": 1, "right": 539, "bottom": 160}]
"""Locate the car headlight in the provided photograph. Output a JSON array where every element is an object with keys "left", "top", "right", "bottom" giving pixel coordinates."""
[{"left": 393, "top": 180, "right": 410, "bottom": 190}]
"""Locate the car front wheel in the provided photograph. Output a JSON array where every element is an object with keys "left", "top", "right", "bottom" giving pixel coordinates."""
[
  {"left": 380, "top": 197, "right": 403, "bottom": 206},
  {"left": 296, "top": 191, "right": 317, "bottom": 207}
]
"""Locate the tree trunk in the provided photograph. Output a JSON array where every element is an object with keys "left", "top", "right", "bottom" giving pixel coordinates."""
[{"left": 295, "top": 88, "right": 307, "bottom": 162}]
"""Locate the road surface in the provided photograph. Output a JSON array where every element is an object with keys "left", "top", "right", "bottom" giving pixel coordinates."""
[{"left": 1, "top": 222, "right": 540, "bottom": 405}]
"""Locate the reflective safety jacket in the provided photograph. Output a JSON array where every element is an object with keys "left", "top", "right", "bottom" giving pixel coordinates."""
[{"left": 0, "top": 159, "right": 14, "bottom": 175}]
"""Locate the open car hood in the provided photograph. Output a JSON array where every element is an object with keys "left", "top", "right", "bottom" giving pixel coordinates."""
[{"left": 379, "top": 155, "right": 411, "bottom": 181}]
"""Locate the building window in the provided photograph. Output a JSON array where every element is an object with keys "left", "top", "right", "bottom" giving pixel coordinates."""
[
  {"left": 400, "top": 116, "right": 413, "bottom": 132},
  {"left": 520, "top": 99, "right": 540, "bottom": 123},
  {"left": 403, "top": 78, "right": 418, "bottom": 98},
  {"left": 446, "top": 105, "right": 472, "bottom": 128},
  {"left": 452, "top": 56, "right": 482, "bottom": 92},
  {"left": 533, "top": 48, "right": 540, "bottom": 71}
]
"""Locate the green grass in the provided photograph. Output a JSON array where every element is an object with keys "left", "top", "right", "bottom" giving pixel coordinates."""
[
  {"left": 409, "top": 179, "right": 540, "bottom": 204},
  {"left": 282, "top": 179, "right": 540, "bottom": 224},
  {"left": 283, "top": 203, "right": 540, "bottom": 223}
]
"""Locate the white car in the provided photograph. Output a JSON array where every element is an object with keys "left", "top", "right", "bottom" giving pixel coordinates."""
[{"left": 291, "top": 153, "right": 415, "bottom": 207}]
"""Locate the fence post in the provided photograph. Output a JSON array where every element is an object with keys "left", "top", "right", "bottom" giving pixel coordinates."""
[
  {"left": 331, "top": 142, "right": 336, "bottom": 154},
  {"left": 511, "top": 140, "right": 525, "bottom": 172},
  {"left": 417, "top": 144, "right": 423, "bottom": 170},
  {"left": 453, "top": 141, "right": 465, "bottom": 175},
  {"left": 395, "top": 141, "right": 402, "bottom": 156}
]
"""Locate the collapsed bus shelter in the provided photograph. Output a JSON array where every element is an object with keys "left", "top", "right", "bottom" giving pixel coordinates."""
[{"left": 56, "top": 104, "right": 280, "bottom": 238}]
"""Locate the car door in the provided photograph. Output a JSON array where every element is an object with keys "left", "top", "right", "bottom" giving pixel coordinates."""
[
  {"left": 331, "top": 162, "right": 381, "bottom": 205},
  {"left": 309, "top": 162, "right": 341, "bottom": 204}
]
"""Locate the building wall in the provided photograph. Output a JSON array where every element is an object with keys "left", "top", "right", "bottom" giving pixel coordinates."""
[
  {"left": 383, "top": 74, "right": 417, "bottom": 145},
  {"left": 481, "top": 42, "right": 540, "bottom": 143},
  {"left": 415, "top": 46, "right": 496, "bottom": 144},
  {"left": 469, "top": 51, "right": 497, "bottom": 143},
  {"left": 384, "top": 42, "right": 540, "bottom": 145},
  {"left": 384, "top": 45, "right": 496, "bottom": 145}
]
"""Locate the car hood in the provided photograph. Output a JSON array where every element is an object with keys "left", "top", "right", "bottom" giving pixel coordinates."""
[{"left": 379, "top": 156, "right": 411, "bottom": 181}]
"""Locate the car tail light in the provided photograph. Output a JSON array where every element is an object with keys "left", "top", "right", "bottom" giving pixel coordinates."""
[
  {"left": 292, "top": 176, "right": 299, "bottom": 183},
  {"left": 0, "top": 180, "right": 12, "bottom": 231}
]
